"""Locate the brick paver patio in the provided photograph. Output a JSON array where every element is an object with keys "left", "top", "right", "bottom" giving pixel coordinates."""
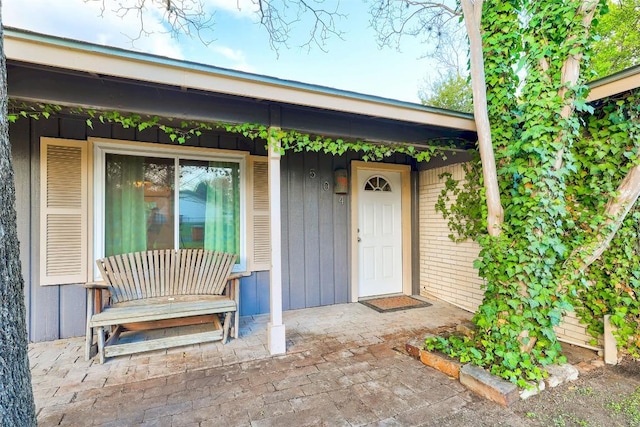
[{"left": 29, "top": 299, "right": 529, "bottom": 426}]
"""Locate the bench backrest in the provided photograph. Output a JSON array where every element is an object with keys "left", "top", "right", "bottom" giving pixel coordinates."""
[{"left": 96, "top": 249, "right": 237, "bottom": 304}]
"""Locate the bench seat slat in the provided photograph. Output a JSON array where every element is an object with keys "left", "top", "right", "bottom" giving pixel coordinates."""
[{"left": 90, "top": 298, "right": 236, "bottom": 326}]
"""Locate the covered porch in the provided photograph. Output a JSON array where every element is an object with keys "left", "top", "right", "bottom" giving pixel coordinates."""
[
  {"left": 30, "top": 300, "right": 473, "bottom": 425},
  {"left": 7, "top": 27, "right": 478, "bottom": 358}
]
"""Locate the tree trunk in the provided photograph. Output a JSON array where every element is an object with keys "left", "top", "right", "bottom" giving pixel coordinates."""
[
  {"left": 553, "top": 0, "right": 600, "bottom": 171},
  {"left": 0, "top": 5, "right": 37, "bottom": 425},
  {"left": 461, "top": 0, "right": 504, "bottom": 236}
]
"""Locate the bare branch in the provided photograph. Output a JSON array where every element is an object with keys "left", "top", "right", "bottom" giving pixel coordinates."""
[
  {"left": 84, "top": 0, "right": 216, "bottom": 46},
  {"left": 421, "top": 22, "right": 468, "bottom": 75},
  {"left": 368, "top": 0, "right": 461, "bottom": 52},
  {"left": 254, "top": 0, "right": 347, "bottom": 54}
]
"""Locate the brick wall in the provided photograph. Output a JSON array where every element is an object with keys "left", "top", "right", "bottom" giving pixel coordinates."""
[
  {"left": 418, "top": 163, "right": 601, "bottom": 350},
  {"left": 419, "top": 164, "right": 485, "bottom": 312},
  {"left": 554, "top": 311, "right": 602, "bottom": 350}
]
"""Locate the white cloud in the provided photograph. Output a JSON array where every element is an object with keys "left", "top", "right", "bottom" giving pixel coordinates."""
[
  {"left": 3, "top": 0, "right": 185, "bottom": 60},
  {"left": 2, "top": 0, "right": 260, "bottom": 73},
  {"left": 211, "top": 45, "right": 243, "bottom": 62}
]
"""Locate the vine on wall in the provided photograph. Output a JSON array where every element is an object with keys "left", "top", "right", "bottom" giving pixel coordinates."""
[
  {"left": 9, "top": 100, "right": 456, "bottom": 163},
  {"left": 427, "top": 0, "right": 640, "bottom": 388},
  {"left": 432, "top": 88, "right": 640, "bottom": 386}
]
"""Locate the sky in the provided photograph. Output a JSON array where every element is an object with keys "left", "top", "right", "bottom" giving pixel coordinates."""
[{"left": 3, "top": 0, "right": 447, "bottom": 103}]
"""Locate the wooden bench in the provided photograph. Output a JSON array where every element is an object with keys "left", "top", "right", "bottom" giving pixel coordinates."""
[{"left": 84, "top": 249, "right": 242, "bottom": 363}]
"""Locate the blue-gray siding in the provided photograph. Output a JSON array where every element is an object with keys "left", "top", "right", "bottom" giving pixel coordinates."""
[
  {"left": 11, "top": 117, "right": 414, "bottom": 341},
  {"left": 11, "top": 116, "right": 273, "bottom": 341},
  {"left": 280, "top": 151, "right": 352, "bottom": 310},
  {"left": 8, "top": 59, "right": 472, "bottom": 342}
]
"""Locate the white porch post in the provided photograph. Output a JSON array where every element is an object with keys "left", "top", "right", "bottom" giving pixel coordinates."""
[{"left": 267, "top": 129, "right": 286, "bottom": 355}]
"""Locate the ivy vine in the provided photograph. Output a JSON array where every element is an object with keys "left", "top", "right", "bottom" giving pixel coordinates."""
[
  {"left": 428, "top": 0, "right": 639, "bottom": 389},
  {"left": 8, "top": 100, "right": 458, "bottom": 163}
]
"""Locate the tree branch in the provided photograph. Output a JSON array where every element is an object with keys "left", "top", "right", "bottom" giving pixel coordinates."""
[
  {"left": 563, "top": 162, "right": 640, "bottom": 285},
  {"left": 552, "top": 0, "right": 601, "bottom": 171},
  {"left": 84, "top": 0, "right": 216, "bottom": 46},
  {"left": 255, "top": 0, "right": 347, "bottom": 54},
  {"left": 368, "top": 0, "right": 461, "bottom": 52}
]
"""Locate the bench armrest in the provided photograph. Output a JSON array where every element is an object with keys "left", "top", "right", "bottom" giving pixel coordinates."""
[
  {"left": 224, "top": 273, "right": 248, "bottom": 304},
  {"left": 84, "top": 282, "right": 111, "bottom": 318},
  {"left": 83, "top": 281, "right": 109, "bottom": 289},
  {"left": 227, "top": 272, "right": 251, "bottom": 280}
]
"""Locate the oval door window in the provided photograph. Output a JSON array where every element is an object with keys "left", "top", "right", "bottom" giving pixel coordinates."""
[{"left": 363, "top": 176, "right": 392, "bottom": 192}]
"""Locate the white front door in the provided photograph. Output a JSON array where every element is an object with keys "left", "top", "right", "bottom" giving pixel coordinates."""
[{"left": 357, "top": 170, "right": 403, "bottom": 297}]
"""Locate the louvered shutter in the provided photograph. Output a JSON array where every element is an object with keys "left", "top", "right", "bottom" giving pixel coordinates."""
[
  {"left": 40, "top": 138, "right": 88, "bottom": 285},
  {"left": 248, "top": 156, "right": 271, "bottom": 271}
]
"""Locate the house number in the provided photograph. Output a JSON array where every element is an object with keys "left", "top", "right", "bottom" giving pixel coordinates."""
[
  {"left": 309, "top": 168, "right": 316, "bottom": 179},
  {"left": 323, "top": 181, "right": 330, "bottom": 191},
  {"left": 339, "top": 196, "right": 345, "bottom": 205}
]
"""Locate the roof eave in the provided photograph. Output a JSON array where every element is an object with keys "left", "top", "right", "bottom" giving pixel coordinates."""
[
  {"left": 587, "top": 64, "right": 640, "bottom": 101},
  {"left": 4, "top": 28, "right": 476, "bottom": 132}
]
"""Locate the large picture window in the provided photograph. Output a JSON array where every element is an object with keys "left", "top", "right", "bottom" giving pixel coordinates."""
[{"left": 96, "top": 142, "right": 246, "bottom": 270}]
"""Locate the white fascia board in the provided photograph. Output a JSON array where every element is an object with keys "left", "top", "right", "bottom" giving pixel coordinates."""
[
  {"left": 588, "top": 68, "right": 640, "bottom": 101},
  {"left": 5, "top": 33, "right": 476, "bottom": 132}
]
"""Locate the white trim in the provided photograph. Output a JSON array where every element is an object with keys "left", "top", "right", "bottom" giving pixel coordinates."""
[
  {"left": 91, "top": 139, "right": 248, "bottom": 275},
  {"left": 587, "top": 68, "right": 640, "bottom": 101},
  {"left": 268, "top": 131, "right": 285, "bottom": 355},
  {"left": 173, "top": 158, "right": 180, "bottom": 250},
  {"left": 93, "top": 145, "right": 105, "bottom": 280}
]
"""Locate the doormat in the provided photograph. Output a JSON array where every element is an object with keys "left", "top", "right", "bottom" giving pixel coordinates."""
[{"left": 360, "top": 295, "right": 432, "bottom": 313}]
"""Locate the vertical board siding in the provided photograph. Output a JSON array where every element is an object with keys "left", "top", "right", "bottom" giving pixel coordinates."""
[
  {"left": 319, "top": 154, "right": 336, "bottom": 306},
  {"left": 256, "top": 271, "right": 271, "bottom": 314},
  {"left": 280, "top": 151, "right": 352, "bottom": 311},
  {"left": 218, "top": 134, "right": 239, "bottom": 151},
  {"left": 60, "top": 117, "right": 87, "bottom": 140},
  {"left": 285, "top": 152, "right": 307, "bottom": 310},
  {"left": 304, "top": 152, "right": 321, "bottom": 307},
  {"left": 16, "top": 117, "right": 273, "bottom": 340},
  {"left": 238, "top": 271, "right": 271, "bottom": 316},
  {"left": 333, "top": 154, "right": 351, "bottom": 304},
  {"left": 86, "top": 121, "right": 113, "bottom": 139},
  {"left": 111, "top": 124, "right": 136, "bottom": 141},
  {"left": 59, "top": 286, "right": 87, "bottom": 338},
  {"left": 280, "top": 154, "right": 291, "bottom": 311},
  {"left": 239, "top": 274, "right": 258, "bottom": 316}
]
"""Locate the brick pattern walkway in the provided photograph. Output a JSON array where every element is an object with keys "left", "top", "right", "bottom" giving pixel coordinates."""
[{"left": 30, "top": 300, "right": 487, "bottom": 426}]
